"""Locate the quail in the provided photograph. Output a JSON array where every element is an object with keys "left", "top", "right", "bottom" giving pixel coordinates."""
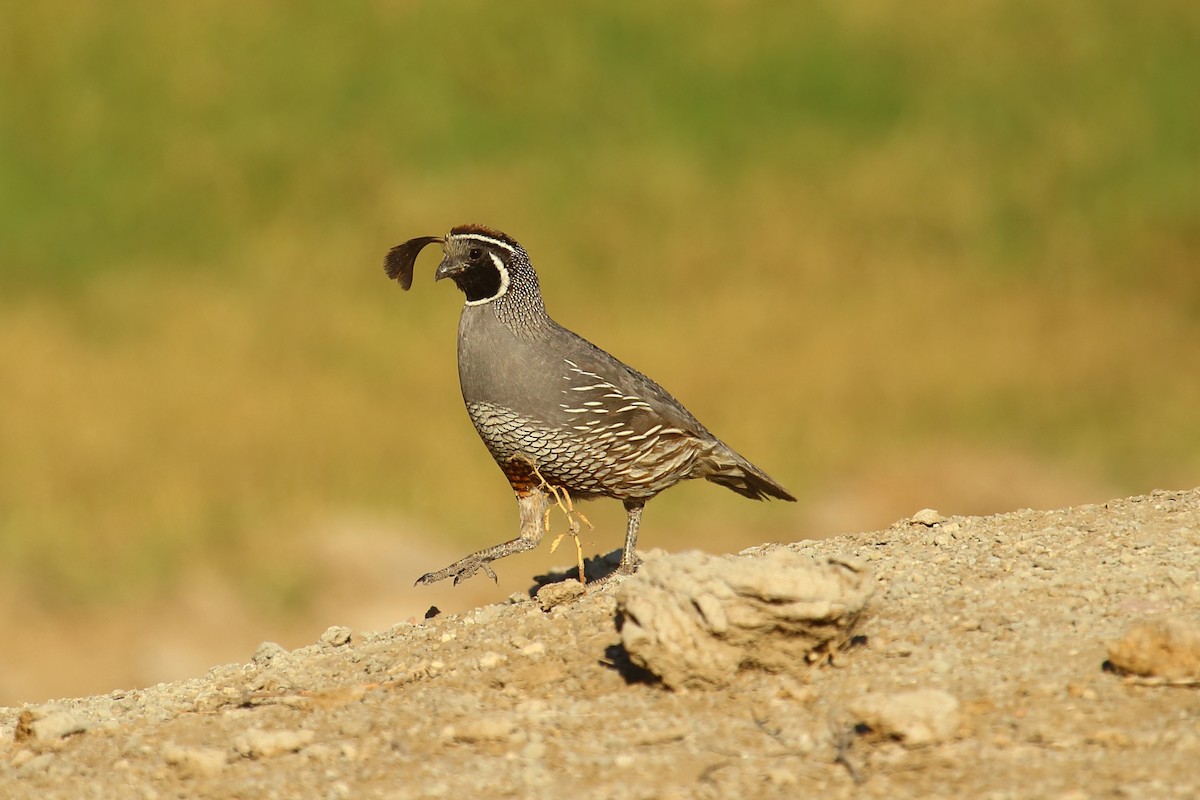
[{"left": 385, "top": 224, "right": 795, "bottom": 586}]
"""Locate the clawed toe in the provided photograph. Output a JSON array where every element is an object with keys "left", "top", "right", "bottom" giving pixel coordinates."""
[
  {"left": 455, "top": 560, "right": 497, "bottom": 585},
  {"left": 414, "top": 570, "right": 440, "bottom": 587},
  {"left": 415, "top": 555, "right": 499, "bottom": 587}
]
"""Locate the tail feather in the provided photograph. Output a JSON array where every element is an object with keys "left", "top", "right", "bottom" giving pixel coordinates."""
[{"left": 702, "top": 446, "right": 796, "bottom": 502}]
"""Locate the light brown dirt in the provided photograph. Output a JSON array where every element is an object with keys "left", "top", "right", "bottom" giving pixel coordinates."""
[{"left": 3, "top": 489, "right": 1200, "bottom": 799}]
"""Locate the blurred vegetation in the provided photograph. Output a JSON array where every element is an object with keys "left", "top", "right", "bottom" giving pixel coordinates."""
[{"left": 1, "top": 0, "right": 1198, "bottom": 609}]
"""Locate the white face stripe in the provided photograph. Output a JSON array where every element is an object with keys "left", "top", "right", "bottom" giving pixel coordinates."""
[
  {"left": 448, "top": 232, "right": 516, "bottom": 253},
  {"left": 464, "top": 251, "right": 511, "bottom": 306}
]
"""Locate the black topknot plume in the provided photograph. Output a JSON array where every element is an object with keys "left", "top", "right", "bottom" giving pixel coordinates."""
[{"left": 384, "top": 235, "right": 443, "bottom": 290}]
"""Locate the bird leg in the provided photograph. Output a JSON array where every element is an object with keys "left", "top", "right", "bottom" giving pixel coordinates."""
[
  {"left": 585, "top": 499, "right": 646, "bottom": 586},
  {"left": 415, "top": 488, "right": 551, "bottom": 586},
  {"left": 619, "top": 500, "right": 645, "bottom": 575}
]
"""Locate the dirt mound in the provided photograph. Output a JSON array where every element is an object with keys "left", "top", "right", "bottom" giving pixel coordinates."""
[{"left": 3, "top": 489, "right": 1199, "bottom": 798}]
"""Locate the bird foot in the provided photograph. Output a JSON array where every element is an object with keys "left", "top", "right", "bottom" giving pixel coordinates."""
[
  {"left": 415, "top": 555, "right": 499, "bottom": 586},
  {"left": 580, "top": 557, "right": 640, "bottom": 588}
]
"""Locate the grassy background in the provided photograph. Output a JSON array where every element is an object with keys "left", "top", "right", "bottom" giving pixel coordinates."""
[{"left": 1, "top": 1, "right": 1198, "bottom": 700}]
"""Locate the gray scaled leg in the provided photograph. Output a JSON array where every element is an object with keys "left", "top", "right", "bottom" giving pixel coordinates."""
[
  {"left": 416, "top": 488, "right": 551, "bottom": 586},
  {"left": 618, "top": 499, "right": 645, "bottom": 575}
]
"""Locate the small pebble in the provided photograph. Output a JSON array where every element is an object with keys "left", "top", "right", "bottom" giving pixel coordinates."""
[
  {"left": 443, "top": 716, "right": 516, "bottom": 743},
  {"left": 1107, "top": 617, "right": 1200, "bottom": 680},
  {"left": 234, "top": 727, "right": 316, "bottom": 758},
  {"left": 16, "top": 752, "right": 56, "bottom": 775},
  {"left": 319, "top": 626, "right": 353, "bottom": 648},
  {"left": 522, "top": 765, "right": 552, "bottom": 788},
  {"left": 522, "top": 740, "right": 547, "bottom": 760},
  {"left": 192, "top": 688, "right": 241, "bottom": 714},
  {"left": 535, "top": 579, "right": 586, "bottom": 610},
  {"left": 253, "top": 641, "right": 287, "bottom": 665},
  {"left": 1056, "top": 791, "right": 1089, "bottom": 800},
  {"left": 1087, "top": 729, "right": 1132, "bottom": 748},
  {"left": 767, "top": 768, "right": 798, "bottom": 787},
  {"left": 478, "top": 652, "right": 504, "bottom": 669},
  {"left": 912, "top": 508, "right": 944, "bottom": 526},
  {"left": 520, "top": 642, "right": 546, "bottom": 657},
  {"left": 851, "top": 689, "right": 961, "bottom": 747},
  {"left": 1066, "top": 683, "right": 1097, "bottom": 701},
  {"left": 163, "top": 743, "right": 228, "bottom": 776},
  {"left": 14, "top": 706, "right": 88, "bottom": 746}
]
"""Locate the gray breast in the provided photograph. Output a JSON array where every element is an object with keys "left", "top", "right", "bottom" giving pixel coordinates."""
[{"left": 455, "top": 304, "right": 711, "bottom": 499}]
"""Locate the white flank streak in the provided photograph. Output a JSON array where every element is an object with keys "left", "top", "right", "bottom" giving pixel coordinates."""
[
  {"left": 565, "top": 362, "right": 606, "bottom": 382},
  {"left": 628, "top": 424, "right": 663, "bottom": 442}
]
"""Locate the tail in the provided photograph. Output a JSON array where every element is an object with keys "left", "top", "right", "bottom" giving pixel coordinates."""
[{"left": 701, "top": 444, "right": 796, "bottom": 502}]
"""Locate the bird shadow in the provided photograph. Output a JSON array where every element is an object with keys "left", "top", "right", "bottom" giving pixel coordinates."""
[
  {"left": 526, "top": 549, "right": 662, "bottom": 686},
  {"left": 526, "top": 548, "right": 625, "bottom": 594},
  {"left": 601, "top": 641, "right": 661, "bottom": 686}
]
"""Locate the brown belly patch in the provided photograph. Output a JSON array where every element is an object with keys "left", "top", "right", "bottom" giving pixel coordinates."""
[{"left": 501, "top": 455, "right": 544, "bottom": 497}]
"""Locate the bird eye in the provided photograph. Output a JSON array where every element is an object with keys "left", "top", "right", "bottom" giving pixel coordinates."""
[{"left": 468, "top": 248, "right": 483, "bottom": 261}]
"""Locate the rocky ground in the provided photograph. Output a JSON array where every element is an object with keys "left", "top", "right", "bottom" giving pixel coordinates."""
[{"left": 3, "top": 489, "right": 1200, "bottom": 799}]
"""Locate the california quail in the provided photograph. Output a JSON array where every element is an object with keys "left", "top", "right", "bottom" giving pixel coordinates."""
[{"left": 385, "top": 224, "right": 795, "bottom": 586}]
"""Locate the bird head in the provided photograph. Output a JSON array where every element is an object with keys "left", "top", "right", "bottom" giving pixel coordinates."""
[{"left": 385, "top": 224, "right": 526, "bottom": 306}]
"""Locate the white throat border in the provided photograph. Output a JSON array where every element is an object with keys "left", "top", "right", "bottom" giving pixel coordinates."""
[{"left": 464, "top": 251, "right": 511, "bottom": 306}]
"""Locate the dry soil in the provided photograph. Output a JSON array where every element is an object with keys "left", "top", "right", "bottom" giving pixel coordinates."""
[{"left": 3, "top": 488, "right": 1200, "bottom": 799}]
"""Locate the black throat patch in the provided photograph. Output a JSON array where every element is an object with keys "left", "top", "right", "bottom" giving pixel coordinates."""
[{"left": 456, "top": 260, "right": 504, "bottom": 303}]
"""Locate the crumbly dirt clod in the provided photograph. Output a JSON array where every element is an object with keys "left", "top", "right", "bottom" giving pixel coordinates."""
[
  {"left": 616, "top": 550, "right": 873, "bottom": 688},
  {"left": 850, "top": 689, "right": 962, "bottom": 747},
  {"left": 12, "top": 707, "right": 87, "bottom": 749},
  {"left": 3, "top": 488, "right": 1200, "bottom": 799},
  {"left": 1106, "top": 617, "right": 1200, "bottom": 682}
]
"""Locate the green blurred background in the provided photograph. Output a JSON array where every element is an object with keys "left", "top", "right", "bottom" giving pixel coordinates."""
[{"left": 1, "top": 0, "right": 1198, "bottom": 703}]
